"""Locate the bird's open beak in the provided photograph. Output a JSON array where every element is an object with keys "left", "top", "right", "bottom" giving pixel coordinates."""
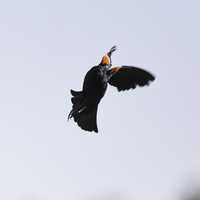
[
  {"left": 107, "top": 45, "right": 117, "bottom": 68},
  {"left": 107, "top": 45, "right": 117, "bottom": 57}
]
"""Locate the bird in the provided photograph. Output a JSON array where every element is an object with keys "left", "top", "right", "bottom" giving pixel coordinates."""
[{"left": 68, "top": 46, "right": 155, "bottom": 133}]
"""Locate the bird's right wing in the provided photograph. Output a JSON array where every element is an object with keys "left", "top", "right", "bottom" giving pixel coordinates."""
[{"left": 108, "top": 66, "right": 155, "bottom": 91}]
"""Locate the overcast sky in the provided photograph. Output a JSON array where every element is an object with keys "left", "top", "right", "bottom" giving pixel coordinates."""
[{"left": 0, "top": 0, "right": 200, "bottom": 200}]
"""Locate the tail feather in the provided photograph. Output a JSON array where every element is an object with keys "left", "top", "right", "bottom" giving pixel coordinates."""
[
  {"left": 70, "top": 90, "right": 83, "bottom": 108},
  {"left": 73, "top": 105, "right": 98, "bottom": 133},
  {"left": 70, "top": 89, "right": 82, "bottom": 97},
  {"left": 71, "top": 94, "right": 83, "bottom": 106},
  {"left": 68, "top": 89, "right": 98, "bottom": 133},
  {"left": 68, "top": 90, "right": 84, "bottom": 120}
]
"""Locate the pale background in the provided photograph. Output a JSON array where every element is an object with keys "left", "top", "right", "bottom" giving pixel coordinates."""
[{"left": 0, "top": 0, "right": 200, "bottom": 200}]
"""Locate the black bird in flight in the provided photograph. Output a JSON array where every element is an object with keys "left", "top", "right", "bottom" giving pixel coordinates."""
[{"left": 68, "top": 46, "right": 155, "bottom": 133}]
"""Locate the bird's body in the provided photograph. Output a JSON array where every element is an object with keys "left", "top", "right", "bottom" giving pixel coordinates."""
[
  {"left": 83, "top": 65, "right": 108, "bottom": 103},
  {"left": 68, "top": 46, "right": 155, "bottom": 133},
  {"left": 68, "top": 65, "right": 109, "bottom": 132}
]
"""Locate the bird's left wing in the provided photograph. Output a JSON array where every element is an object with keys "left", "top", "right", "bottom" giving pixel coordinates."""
[{"left": 108, "top": 66, "right": 155, "bottom": 91}]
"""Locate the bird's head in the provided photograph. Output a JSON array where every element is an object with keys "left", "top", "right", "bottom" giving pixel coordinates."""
[{"left": 100, "top": 46, "right": 117, "bottom": 68}]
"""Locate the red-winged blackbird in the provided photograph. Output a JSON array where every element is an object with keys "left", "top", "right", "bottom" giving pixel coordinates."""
[{"left": 68, "top": 46, "right": 155, "bottom": 133}]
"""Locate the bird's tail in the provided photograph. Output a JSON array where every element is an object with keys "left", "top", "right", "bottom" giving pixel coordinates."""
[
  {"left": 68, "top": 90, "right": 98, "bottom": 133},
  {"left": 68, "top": 89, "right": 84, "bottom": 120}
]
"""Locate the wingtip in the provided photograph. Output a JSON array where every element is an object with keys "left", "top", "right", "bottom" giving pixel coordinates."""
[{"left": 151, "top": 73, "right": 156, "bottom": 81}]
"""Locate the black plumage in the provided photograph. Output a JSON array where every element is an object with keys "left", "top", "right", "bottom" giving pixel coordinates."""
[
  {"left": 68, "top": 46, "right": 155, "bottom": 133},
  {"left": 108, "top": 66, "right": 155, "bottom": 91}
]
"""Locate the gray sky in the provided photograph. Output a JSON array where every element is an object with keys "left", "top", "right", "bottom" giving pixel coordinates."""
[{"left": 0, "top": 0, "right": 200, "bottom": 200}]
